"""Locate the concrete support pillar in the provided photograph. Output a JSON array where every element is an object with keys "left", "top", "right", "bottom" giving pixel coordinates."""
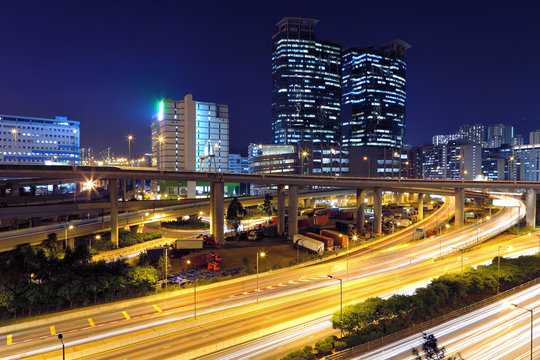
[
  {"left": 122, "top": 179, "right": 127, "bottom": 201},
  {"left": 277, "top": 184, "right": 286, "bottom": 236},
  {"left": 303, "top": 199, "right": 309, "bottom": 209},
  {"left": 455, "top": 188, "right": 465, "bottom": 227},
  {"left": 287, "top": 185, "right": 298, "bottom": 241},
  {"left": 474, "top": 198, "right": 482, "bottom": 207},
  {"left": 209, "top": 184, "right": 214, "bottom": 235},
  {"left": 110, "top": 179, "right": 119, "bottom": 248},
  {"left": 526, "top": 189, "right": 537, "bottom": 229},
  {"left": 67, "top": 237, "right": 75, "bottom": 249},
  {"left": 356, "top": 189, "right": 366, "bottom": 230},
  {"left": 417, "top": 193, "right": 424, "bottom": 221},
  {"left": 52, "top": 184, "right": 59, "bottom": 194},
  {"left": 211, "top": 182, "right": 224, "bottom": 243},
  {"left": 373, "top": 187, "right": 383, "bottom": 235},
  {"left": 130, "top": 224, "right": 142, "bottom": 233},
  {"left": 187, "top": 181, "right": 196, "bottom": 199}
]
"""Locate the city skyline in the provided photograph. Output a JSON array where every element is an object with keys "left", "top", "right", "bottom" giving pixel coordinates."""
[{"left": 1, "top": 1, "right": 540, "bottom": 156}]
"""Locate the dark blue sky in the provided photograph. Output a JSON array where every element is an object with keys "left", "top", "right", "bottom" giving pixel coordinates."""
[{"left": 1, "top": 0, "right": 539, "bottom": 157}]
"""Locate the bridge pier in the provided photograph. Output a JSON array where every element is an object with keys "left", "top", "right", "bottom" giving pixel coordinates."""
[
  {"left": 67, "top": 237, "right": 75, "bottom": 249},
  {"left": 277, "top": 184, "right": 285, "bottom": 236},
  {"left": 287, "top": 185, "right": 298, "bottom": 241},
  {"left": 417, "top": 193, "right": 424, "bottom": 221},
  {"left": 122, "top": 180, "right": 127, "bottom": 201},
  {"left": 356, "top": 189, "right": 366, "bottom": 230},
  {"left": 455, "top": 187, "right": 465, "bottom": 227},
  {"left": 526, "top": 189, "right": 537, "bottom": 229},
  {"left": 110, "top": 178, "right": 119, "bottom": 248},
  {"left": 210, "top": 182, "right": 224, "bottom": 244},
  {"left": 374, "top": 187, "right": 382, "bottom": 235}
]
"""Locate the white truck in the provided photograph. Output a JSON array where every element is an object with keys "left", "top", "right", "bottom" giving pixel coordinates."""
[
  {"left": 174, "top": 238, "right": 204, "bottom": 250},
  {"left": 293, "top": 234, "right": 324, "bottom": 254}
]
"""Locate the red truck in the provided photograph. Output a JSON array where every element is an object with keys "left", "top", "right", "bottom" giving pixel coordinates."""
[{"left": 185, "top": 252, "right": 223, "bottom": 273}]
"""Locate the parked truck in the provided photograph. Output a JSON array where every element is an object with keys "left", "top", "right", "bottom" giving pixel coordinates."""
[
  {"left": 185, "top": 252, "right": 223, "bottom": 272},
  {"left": 293, "top": 234, "right": 324, "bottom": 254},
  {"left": 174, "top": 238, "right": 204, "bottom": 250},
  {"left": 305, "top": 232, "right": 334, "bottom": 249},
  {"left": 321, "top": 229, "right": 348, "bottom": 248}
]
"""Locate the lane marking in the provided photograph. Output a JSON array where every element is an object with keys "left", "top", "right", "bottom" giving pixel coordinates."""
[
  {"left": 153, "top": 304, "right": 163, "bottom": 313},
  {"left": 122, "top": 311, "right": 131, "bottom": 320},
  {"left": 49, "top": 326, "right": 56, "bottom": 335},
  {"left": 88, "top": 318, "right": 95, "bottom": 327},
  {"left": 7, "top": 334, "right": 12, "bottom": 345}
]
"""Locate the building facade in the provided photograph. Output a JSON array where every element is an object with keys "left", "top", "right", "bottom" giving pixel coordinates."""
[
  {"left": 529, "top": 130, "right": 540, "bottom": 145},
  {"left": 513, "top": 144, "right": 540, "bottom": 181},
  {"left": 229, "top": 153, "right": 249, "bottom": 173},
  {"left": 487, "top": 124, "right": 513, "bottom": 145},
  {"left": 419, "top": 143, "right": 482, "bottom": 180},
  {"left": 271, "top": 17, "right": 341, "bottom": 146},
  {"left": 341, "top": 40, "right": 410, "bottom": 149},
  {"left": 0, "top": 114, "right": 79, "bottom": 165}
]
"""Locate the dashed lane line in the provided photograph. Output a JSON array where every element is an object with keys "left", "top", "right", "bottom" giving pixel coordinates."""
[
  {"left": 153, "top": 304, "right": 163, "bottom": 313},
  {"left": 122, "top": 311, "right": 131, "bottom": 320}
]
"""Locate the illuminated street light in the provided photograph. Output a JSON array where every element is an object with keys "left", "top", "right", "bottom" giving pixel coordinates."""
[
  {"left": 327, "top": 275, "right": 343, "bottom": 338},
  {"left": 64, "top": 224, "right": 74, "bottom": 249},
  {"left": 300, "top": 150, "right": 308, "bottom": 175},
  {"left": 127, "top": 134, "right": 134, "bottom": 166},
  {"left": 363, "top": 156, "right": 370, "bottom": 177},
  {"left": 57, "top": 333, "right": 65, "bottom": 360},
  {"left": 11, "top": 128, "right": 18, "bottom": 164},
  {"left": 256, "top": 251, "right": 265, "bottom": 304},
  {"left": 158, "top": 136, "right": 165, "bottom": 171},
  {"left": 510, "top": 303, "right": 534, "bottom": 360}
]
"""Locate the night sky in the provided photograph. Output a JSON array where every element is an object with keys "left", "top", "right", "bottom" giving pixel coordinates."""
[{"left": 1, "top": 0, "right": 539, "bottom": 157}]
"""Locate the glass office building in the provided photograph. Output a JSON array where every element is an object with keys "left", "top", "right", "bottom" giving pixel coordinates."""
[
  {"left": 0, "top": 114, "right": 79, "bottom": 164},
  {"left": 342, "top": 40, "right": 410, "bottom": 149},
  {"left": 271, "top": 17, "right": 341, "bottom": 146}
]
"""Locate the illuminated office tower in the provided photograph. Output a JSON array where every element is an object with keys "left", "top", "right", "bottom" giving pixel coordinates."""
[
  {"left": 341, "top": 40, "right": 410, "bottom": 149},
  {"left": 271, "top": 17, "right": 341, "bottom": 146}
]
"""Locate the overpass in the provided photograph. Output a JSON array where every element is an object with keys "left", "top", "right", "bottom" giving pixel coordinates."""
[{"left": 0, "top": 165, "right": 537, "bottom": 246}]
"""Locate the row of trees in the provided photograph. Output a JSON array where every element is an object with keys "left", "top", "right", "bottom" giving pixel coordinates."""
[
  {"left": 92, "top": 230, "right": 162, "bottom": 250},
  {"left": 0, "top": 244, "right": 158, "bottom": 320},
  {"left": 281, "top": 253, "right": 540, "bottom": 359}
]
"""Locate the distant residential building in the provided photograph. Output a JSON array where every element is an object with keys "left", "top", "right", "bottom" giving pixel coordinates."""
[
  {"left": 432, "top": 133, "right": 464, "bottom": 146},
  {"left": 529, "top": 130, "right": 540, "bottom": 145},
  {"left": 512, "top": 135, "right": 524, "bottom": 146},
  {"left": 80, "top": 147, "right": 94, "bottom": 165},
  {"left": 419, "top": 143, "right": 481, "bottom": 180},
  {"left": 487, "top": 124, "right": 513, "bottom": 145},
  {"left": 459, "top": 124, "right": 485, "bottom": 145},
  {"left": 481, "top": 146, "right": 514, "bottom": 180},
  {"left": 0, "top": 114, "right": 79, "bottom": 165},
  {"left": 229, "top": 153, "right": 249, "bottom": 173},
  {"left": 488, "top": 135, "right": 503, "bottom": 148},
  {"left": 341, "top": 40, "right": 410, "bottom": 149},
  {"left": 271, "top": 17, "right": 341, "bottom": 146},
  {"left": 98, "top": 147, "right": 113, "bottom": 163},
  {"left": 248, "top": 143, "right": 298, "bottom": 174}
]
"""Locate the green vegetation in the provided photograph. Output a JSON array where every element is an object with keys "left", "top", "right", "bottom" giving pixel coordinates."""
[
  {"left": 281, "top": 253, "right": 540, "bottom": 359},
  {"left": 92, "top": 230, "right": 162, "bottom": 250},
  {"left": 161, "top": 217, "right": 206, "bottom": 230},
  {"left": 227, "top": 197, "right": 246, "bottom": 234},
  {"left": 412, "top": 332, "right": 462, "bottom": 360},
  {"left": 0, "top": 244, "right": 158, "bottom": 320}
]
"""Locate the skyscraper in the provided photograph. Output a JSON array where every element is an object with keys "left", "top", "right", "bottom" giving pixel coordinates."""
[
  {"left": 487, "top": 124, "right": 513, "bottom": 145},
  {"left": 271, "top": 17, "right": 341, "bottom": 146},
  {"left": 341, "top": 40, "right": 410, "bottom": 149}
]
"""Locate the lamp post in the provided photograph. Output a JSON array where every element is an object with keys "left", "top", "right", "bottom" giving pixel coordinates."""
[
  {"left": 300, "top": 150, "right": 308, "bottom": 175},
  {"left": 92, "top": 234, "right": 100, "bottom": 249},
  {"left": 64, "top": 224, "right": 74, "bottom": 249},
  {"left": 11, "top": 128, "right": 18, "bottom": 164},
  {"left": 158, "top": 136, "right": 165, "bottom": 171},
  {"left": 327, "top": 275, "right": 343, "bottom": 338},
  {"left": 187, "top": 259, "right": 197, "bottom": 319},
  {"left": 57, "top": 333, "right": 65, "bottom": 360},
  {"left": 363, "top": 156, "right": 370, "bottom": 177},
  {"left": 127, "top": 135, "right": 134, "bottom": 166},
  {"left": 256, "top": 251, "right": 265, "bottom": 303},
  {"left": 510, "top": 303, "right": 534, "bottom": 360}
]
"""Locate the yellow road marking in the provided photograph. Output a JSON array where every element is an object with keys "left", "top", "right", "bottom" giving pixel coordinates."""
[
  {"left": 122, "top": 311, "right": 131, "bottom": 320},
  {"left": 153, "top": 305, "right": 163, "bottom": 313},
  {"left": 7, "top": 334, "right": 12, "bottom": 345},
  {"left": 50, "top": 326, "right": 56, "bottom": 335},
  {"left": 88, "top": 318, "right": 95, "bottom": 327}
]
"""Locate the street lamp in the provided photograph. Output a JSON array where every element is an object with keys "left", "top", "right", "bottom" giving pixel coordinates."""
[
  {"left": 57, "top": 333, "right": 65, "bottom": 360},
  {"left": 300, "top": 150, "right": 308, "bottom": 175},
  {"left": 187, "top": 259, "right": 197, "bottom": 319},
  {"left": 127, "top": 135, "right": 134, "bottom": 166},
  {"left": 256, "top": 251, "right": 265, "bottom": 303},
  {"left": 11, "top": 128, "right": 18, "bottom": 164},
  {"left": 327, "top": 275, "right": 343, "bottom": 338},
  {"left": 510, "top": 303, "right": 534, "bottom": 360},
  {"left": 363, "top": 156, "right": 370, "bottom": 177},
  {"left": 64, "top": 224, "right": 74, "bottom": 249}
]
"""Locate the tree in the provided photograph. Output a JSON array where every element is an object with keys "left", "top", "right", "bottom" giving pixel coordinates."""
[
  {"left": 42, "top": 233, "right": 58, "bottom": 253},
  {"left": 412, "top": 332, "right": 462, "bottom": 360},
  {"left": 156, "top": 252, "right": 171, "bottom": 280},
  {"left": 262, "top": 193, "right": 273, "bottom": 218},
  {"left": 227, "top": 197, "right": 246, "bottom": 234}
]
